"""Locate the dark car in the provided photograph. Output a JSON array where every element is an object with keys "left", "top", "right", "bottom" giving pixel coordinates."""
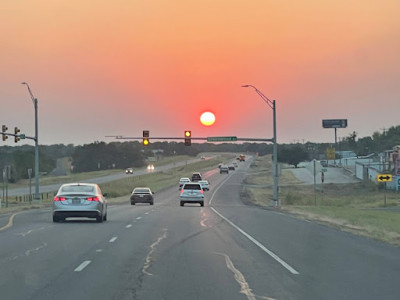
[
  {"left": 191, "top": 172, "right": 202, "bottom": 182},
  {"left": 131, "top": 187, "right": 154, "bottom": 205},
  {"left": 220, "top": 165, "right": 229, "bottom": 174},
  {"left": 53, "top": 183, "right": 108, "bottom": 223}
]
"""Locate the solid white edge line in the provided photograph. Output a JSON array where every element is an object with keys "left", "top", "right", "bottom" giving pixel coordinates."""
[
  {"left": 74, "top": 260, "right": 91, "bottom": 272},
  {"left": 209, "top": 173, "right": 232, "bottom": 205},
  {"left": 210, "top": 207, "right": 299, "bottom": 275}
]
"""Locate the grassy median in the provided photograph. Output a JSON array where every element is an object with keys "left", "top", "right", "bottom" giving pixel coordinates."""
[{"left": 242, "top": 155, "right": 400, "bottom": 246}]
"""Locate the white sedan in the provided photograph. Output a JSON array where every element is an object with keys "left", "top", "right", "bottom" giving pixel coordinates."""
[{"left": 199, "top": 180, "right": 210, "bottom": 191}]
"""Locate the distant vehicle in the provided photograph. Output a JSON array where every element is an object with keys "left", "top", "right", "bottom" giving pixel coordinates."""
[
  {"left": 130, "top": 187, "right": 154, "bottom": 205},
  {"left": 233, "top": 162, "right": 238, "bottom": 168},
  {"left": 147, "top": 164, "right": 155, "bottom": 171},
  {"left": 218, "top": 163, "right": 223, "bottom": 168},
  {"left": 200, "top": 156, "right": 206, "bottom": 160},
  {"left": 180, "top": 182, "right": 204, "bottom": 207},
  {"left": 239, "top": 154, "right": 246, "bottom": 161},
  {"left": 320, "top": 160, "right": 328, "bottom": 167},
  {"left": 199, "top": 180, "right": 209, "bottom": 191},
  {"left": 179, "top": 177, "right": 191, "bottom": 190},
  {"left": 125, "top": 168, "right": 133, "bottom": 174},
  {"left": 228, "top": 165, "right": 235, "bottom": 171},
  {"left": 220, "top": 165, "right": 229, "bottom": 174},
  {"left": 53, "top": 183, "right": 108, "bottom": 223},
  {"left": 191, "top": 172, "right": 202, "bottom": 182}
]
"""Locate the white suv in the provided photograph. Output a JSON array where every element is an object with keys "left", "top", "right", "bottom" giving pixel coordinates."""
[{"left": 180, "top": 183, "right": 204, "bottom": 207}]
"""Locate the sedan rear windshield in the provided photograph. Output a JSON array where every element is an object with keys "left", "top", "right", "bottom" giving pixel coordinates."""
[
  {"left": 60, "top": 185, "right": 95, "bottom": 193},
  {"left": 133, "top": 188, "right": 151, "bottom": 194},
  {"left": 183, "top": 184, "right": 201, "bottom": 190}
]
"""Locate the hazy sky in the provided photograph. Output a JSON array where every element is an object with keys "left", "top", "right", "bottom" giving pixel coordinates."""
[{"left": 1, "top": 0, "right": 399, "bottom": 146}]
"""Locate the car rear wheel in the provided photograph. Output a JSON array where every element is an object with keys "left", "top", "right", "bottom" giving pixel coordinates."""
[
  {"left": 96, "top": 215, "right": 103, "bottom": 223},
  {"left": 200, "top": 202, "right": 204, "bottom": 207},
  {"left": 131, "top": 202, "right": 135, "bottom": 205},
  {"left": 103, "top": 213, "right": 107, "bottom": 221},
  {"left": 150, "top": 202, "right": 154, "bottom": 205},
  {"left": 53, "top": 215, "right": 58, "bottom": 223},
  {"left": 180, "top": 201, "right": 184, "bottom": 206}
]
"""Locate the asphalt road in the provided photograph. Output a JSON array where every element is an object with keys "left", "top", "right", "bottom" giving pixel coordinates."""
[{"left": 1, "top": 159, "right": 399, "bottom": 300}]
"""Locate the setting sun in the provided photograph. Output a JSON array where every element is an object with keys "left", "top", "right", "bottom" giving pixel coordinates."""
[{"left": 200, "top": 112, "right": 215, "bottom": 126}]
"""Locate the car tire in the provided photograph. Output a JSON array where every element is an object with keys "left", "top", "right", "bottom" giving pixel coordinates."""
[
  {"left": 131, "top": 202, "right": 135, "bottom": 205},
  {"left": 103, "top": 212, "right": 107, "bottom": 221},
  {"left": 150, "top": 202, "right": 154, "bottom": 205},
  {"left": 53, "top": 215, "right": 58, "bottom": 223},
  {"left": 200, "top": 202, "right": 204, "bottom": 207},
  {"left": 180, "top": 201, "right": 184, "bottom": 207},
  {"left": 96, "top": 215, "right": 103, "bottom": 223}
]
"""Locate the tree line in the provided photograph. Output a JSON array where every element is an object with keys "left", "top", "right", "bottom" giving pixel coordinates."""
[{"left": 1, "top": 124, "right": 399, "bottom": 181}]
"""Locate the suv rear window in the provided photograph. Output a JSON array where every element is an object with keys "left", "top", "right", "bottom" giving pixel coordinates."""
[{"left": 183, "top": 184, "right": 201, "bottom": 190}]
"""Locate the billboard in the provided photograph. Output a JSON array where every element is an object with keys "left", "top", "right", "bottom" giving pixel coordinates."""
[{"left": 322, "top": 119, "right": 348, "bottom": 128}]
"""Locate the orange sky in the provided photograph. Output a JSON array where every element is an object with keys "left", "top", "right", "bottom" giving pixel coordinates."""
[{"left": 1, "top": 0, "right": 399, "bottom": 145}]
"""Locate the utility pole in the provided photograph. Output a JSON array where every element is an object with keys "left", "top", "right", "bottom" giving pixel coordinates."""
[
  {"left": 242, "top": 85, "right": 279, "bottom": 207},
  {"left": 21, "top": 82, "right": 40, "bottom": 200}
]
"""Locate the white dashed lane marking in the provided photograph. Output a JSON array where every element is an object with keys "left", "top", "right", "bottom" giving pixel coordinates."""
[
  {"left": 74, "top": 260, "right": 91, "bottom": 272},
  {"left": 126, "top": 224, "right": 132, "bottom": 228},
  {"left": 109, "top": 237, "right": 118, "bottom": 243}
]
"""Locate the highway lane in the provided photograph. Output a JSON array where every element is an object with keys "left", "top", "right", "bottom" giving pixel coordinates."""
[{"left": 1, "top": 159, "right": 400, "bottom": 299}]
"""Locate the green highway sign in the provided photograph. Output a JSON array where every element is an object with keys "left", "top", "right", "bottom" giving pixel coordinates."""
[
  {"left": 19, "top": 134, "right": 26, "bottom": 139},
  {"left": 321, "top": 168, "right": 327, "bottom": 172},
  {"left": 207, "top": 136, "right": 237, "bottom": 142}
]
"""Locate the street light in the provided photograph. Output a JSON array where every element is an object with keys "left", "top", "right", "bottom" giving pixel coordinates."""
[
  {"left": 21, "top": 82, "right": 40, "bottom": 200},
  {"left": 242, "top": 84, "right": 279, "bottom": 207}
]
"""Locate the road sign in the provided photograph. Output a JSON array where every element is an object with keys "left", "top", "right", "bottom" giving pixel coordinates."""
[
  {"left": 19, "top": 134, "right": 26, "bottom": 139},
  {"left": 322, "top": 119, "right": 348, "bottom": 128},
  {"left": 207, "top": 136, "right": 237, "bottom": 142},
  {"left": 326, "top": 147, "right": 335, "bottom": 160},
  {"left": 321, "top": 168, "right": 327, "bottom": 172},
  {"left": 377, "top": 174, "right": 392, "bottom": 182}
]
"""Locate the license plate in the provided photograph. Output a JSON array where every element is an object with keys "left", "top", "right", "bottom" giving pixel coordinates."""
[{"left": 72, "top": 198, "right": 80, "bottom": 204}]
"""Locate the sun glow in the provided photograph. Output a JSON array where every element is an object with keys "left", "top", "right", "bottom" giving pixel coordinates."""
[{"left": 200, "top": 112, "right": 216, "bottom": 126}]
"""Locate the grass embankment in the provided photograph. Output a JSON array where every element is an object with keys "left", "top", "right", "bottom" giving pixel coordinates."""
[
  {"left": 0, "top": 154, "right": 235, "bottom": 214},
  {"left": 243, "top": 155, "right": 400, "bottom": 246},
  {"left": 102, "top": 155, "right": 233, "bottom": 200}
]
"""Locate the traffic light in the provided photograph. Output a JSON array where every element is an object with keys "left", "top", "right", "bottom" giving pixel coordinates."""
[
  {"left": 2, "top": 125, "right": 8, "bottom": 141},
  {"left": 143, "top": 130, "right": 149, "bottom": 146},
  {"left": 14, "top": 127, "right": 20, "bottom": 143},
  {"left": 184, "top": 130, "right": 191, "bottom": 146}
]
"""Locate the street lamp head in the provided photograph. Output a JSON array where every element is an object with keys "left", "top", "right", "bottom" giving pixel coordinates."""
[
  {"left": 21, "top": 82, "right": 27, "bottom": 85},
  {"left": 241, "top": 85, "right": 250, "bottom": 87}
]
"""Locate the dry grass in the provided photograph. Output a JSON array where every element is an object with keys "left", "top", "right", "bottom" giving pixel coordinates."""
[{"left": 242, "top": 155, "right": 400, "bottom": 246}]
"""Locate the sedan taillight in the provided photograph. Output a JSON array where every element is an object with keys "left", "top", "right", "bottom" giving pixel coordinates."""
[
  {"left": 200, "top": 190, "right": 204, "bottom": 194},
  {"left": 86, "top": 196, "right": 99, "bottom": 201},
  {"left": 54, "top": 196, "right": 66, "bottom": 201}
]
